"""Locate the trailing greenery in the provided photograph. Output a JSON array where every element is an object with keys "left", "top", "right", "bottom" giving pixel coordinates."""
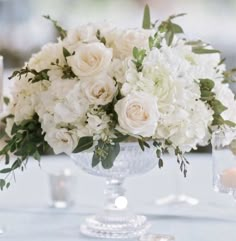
[
  {"left": 0, "top": 115, "right": 51, "bottom": 190},
  {"left": 43, "top": 15, "right": 67, "bottom": 40},
  {"left": 9, "top": 66, "right": 50, "bottom": 83}
]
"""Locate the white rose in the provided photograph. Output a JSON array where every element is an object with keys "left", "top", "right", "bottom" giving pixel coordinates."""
[
  {"left": 45, "top": 127, "right": 78, "bottom": 155},
  {"left": 67, "top": 42, "right": 112, "bottom": 77},
  {"left": 113, "top": 29, "right": 153, "bottom": 58},
  {"left": 115, "top": 92, "right": 159, "bottom": 137},
  {"left": 80, "top": 75, "right": 117, "bottom": 105}
]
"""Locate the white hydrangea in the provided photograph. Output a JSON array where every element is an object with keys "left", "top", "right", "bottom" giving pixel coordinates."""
[
  {"left": 28, "top": 42, "right": 65, "bottom": 72},
  {"left": 6, "top": 21, "right": 236, "bottom": 158}
]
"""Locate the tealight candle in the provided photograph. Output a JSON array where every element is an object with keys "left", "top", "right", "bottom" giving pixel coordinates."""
[
  {"left": 220, "top": 168, "right": 236, "bottom": 189},
  {"left": 48, "top": 168, "right": 77, "bottom": 208}
]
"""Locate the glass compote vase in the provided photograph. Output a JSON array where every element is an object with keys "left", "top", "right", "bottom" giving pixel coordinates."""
[
  {"left": 212, "top": 129, "right": 236, "bottom": 199},
  {"left": 70, "top": 142, "right": 158, "bottom": 239}
]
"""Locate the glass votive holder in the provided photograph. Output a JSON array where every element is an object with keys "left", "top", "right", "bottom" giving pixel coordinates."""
[
  {"left": 212, "top": 129, "right": 236, "bottom": 199},
  {"left": 48, "top": 168, "right": 77, "bottom": 208}
]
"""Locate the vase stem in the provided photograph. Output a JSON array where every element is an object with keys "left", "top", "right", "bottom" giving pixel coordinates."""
[{"left": 104, "top": 178, "right": 126, "bottom": 210}]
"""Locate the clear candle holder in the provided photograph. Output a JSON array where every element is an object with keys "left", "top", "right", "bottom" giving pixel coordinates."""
[
  {"left": 48, "top": 168, "right": 77, "bottom": 209},
  {"left": 212, "top": 129, "right": 236, "bottom": 199}
]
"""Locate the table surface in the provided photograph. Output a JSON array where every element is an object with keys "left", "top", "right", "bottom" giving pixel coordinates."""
[{"left": 1, "top": 154, "right": 236, "bottom": 241}]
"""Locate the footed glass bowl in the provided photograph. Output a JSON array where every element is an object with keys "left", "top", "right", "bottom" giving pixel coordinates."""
[{"left": 70, "top": 142, "right": 158, "bottom": 239}]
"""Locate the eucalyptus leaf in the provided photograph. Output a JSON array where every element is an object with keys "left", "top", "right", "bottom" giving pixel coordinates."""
[
  {"left": 165, "top": 30, "right": 174, "bottom": 46},
  {"left": 73, "top": 136, "right": 93, "bottom": 153},
  {"left": 101, "top": 142, "right": 120, "bottom": 169},
  {"left": 192, "top": 48, "right": 220, "bottom": 54},
  {"left": 142, "top": 4, "right": 151, "bottom": 29}
]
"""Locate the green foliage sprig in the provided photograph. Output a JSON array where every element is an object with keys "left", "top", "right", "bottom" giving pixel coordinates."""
[
  {"left": 199, "top": 78, "right": 236, "bottom": 127},
  {"left": 132, "top": 47, "right": 146, "bottom": 72},
  {"left": 223, "top": 68, "right": 236, "bottom": 84},
  {"left": 0, "top": 115, "right": 51, "bottom": 190},
  {"left": 186, "top": 40, "right": 220, "bottom": 55},
  {"left": 158, "top": 13, "right": 185, "bottom": 46},
  {"left": 9, "top": 66, "right": 50, "bottom": 83},
  {"left": 175, "top": 146, "right": 189, "bottom": 177},
  {"left": 43, "top": 15, "right": 67, "bottom": 40},
  {"left": 96, "top": 30, "right": 106, "bottom": 45},
  {"left": 51, "top": 47, "right": 77, "bottom": 79}
]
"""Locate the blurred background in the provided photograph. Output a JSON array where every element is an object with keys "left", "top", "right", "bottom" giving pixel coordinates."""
[{"left": 0, "top": 0, "right": 236, "bottom": 69}]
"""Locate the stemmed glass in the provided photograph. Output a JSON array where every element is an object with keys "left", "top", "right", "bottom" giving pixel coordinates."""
[{"left": 212, "top": 129, "right": 236, "bottom": 199}]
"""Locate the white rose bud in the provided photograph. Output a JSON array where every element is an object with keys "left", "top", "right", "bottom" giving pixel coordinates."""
[
  {"left": 115, "top": 92, "right": 159, "bottom": 137},
  {"left": 67, "top": 42, "right": 112, "bottom": 77},
  {"left": 80, "top": 75, "right": 117, "bottom": 105}
]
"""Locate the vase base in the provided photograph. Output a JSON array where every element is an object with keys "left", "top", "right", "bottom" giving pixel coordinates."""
[
  {"left": 80, "top": 214, "right": 150, "bottom": 239},
  {"left": 155, "top": 194, "right": 199, "bottom": 206}
]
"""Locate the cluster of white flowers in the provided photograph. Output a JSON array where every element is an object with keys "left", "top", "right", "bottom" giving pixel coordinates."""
[{"left": 6, "top": 20, "right": 236, "bottom": 158}]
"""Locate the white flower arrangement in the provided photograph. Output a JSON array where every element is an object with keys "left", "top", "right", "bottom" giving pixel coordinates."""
[{"left": 0, "top": 6, "right": 236, "bottom": 189}]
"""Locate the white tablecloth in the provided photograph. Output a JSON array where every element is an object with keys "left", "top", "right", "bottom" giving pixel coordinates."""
[{"left": 1, "top": 154, "right": 236, "bottom": 241}]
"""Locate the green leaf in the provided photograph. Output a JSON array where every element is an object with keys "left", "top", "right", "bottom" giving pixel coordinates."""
[
  {"left": 0, "top": 179, "right": 6, "bottom": 190},
  {"left": 169, "top": 13, "right": 187, "bottom": 20},
  {"left": 3, "top": 96, "right": 10, "bottom": 105},
  {"left": 156, "top": 149, "right": 161, "bottom": 158},
  {"left": 6, "top": 182, "right": 10, "bottom": 189},
  {"left": 11, "top": 159, "right": 22, "bottom": 170},
  {"left": 211, "top": 99, "right": 227, "bottom": 115},
  {"left": 33, "top": 150, "right": 41, "bottom": 161},
  {"left": 165, "top": 30, "right": 174, "bottom": 46},
  {"left": 0, "top": 168, "right": 12, "bottom": 174},
  {"left": 112, "top": 133, "right": 129, "bottom": 143},
  {"left": 142, "top": 4, "right": 151, "bottom": 29},
  {"left": 101, "top": 142, "right": 120, "bottom": 169},
  {"left": 133, "top": 47, "right": 139, "bottom": 59},
  {"left": 224, "top": 120, "right": 236, "bottom": 127},
  {"left": 158, "top": 158, "right": 164, "bottom": 168},
  {"left": 63, "top": 47, "right": 71, "bottom": 58},
  {"left": 212, "top": 115, "right": 225, "bottom": 126},
  {"left": 92, "top": 154, "right": 100, "bottom": 167},
  {"left": 170, "top": 23, "right": 184, "bottom": 33},
  {"left": 192, "top": 47, "right": 220, "bottom": 54},
  {"left": 138, "top": 139, "right": 145, "bottom": 151},
  {"left": 73, "top": 136, "right": 93, "bottom": 153},
  {"left": 43, "top": 15, "right": 67, "bottom": 39},
  {"left": 199, "top": 79, "right": 215, "bottom": 91}
]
